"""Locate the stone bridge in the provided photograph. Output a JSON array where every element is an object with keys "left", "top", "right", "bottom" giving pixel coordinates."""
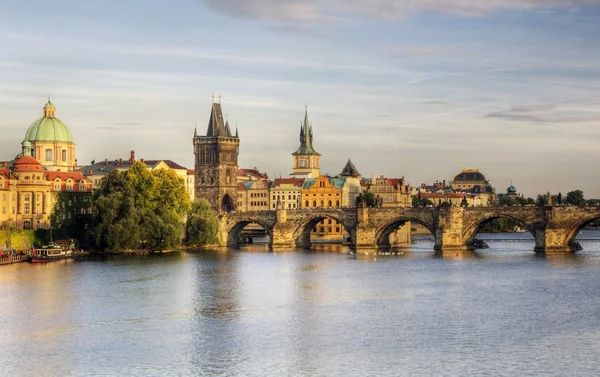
[{"left": 218, "top": 206, "right": 600, "bottom": 254}]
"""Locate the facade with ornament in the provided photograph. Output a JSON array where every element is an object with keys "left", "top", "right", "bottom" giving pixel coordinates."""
[{"left": 0, "top": 100, "right": 92, "bottom": 231}]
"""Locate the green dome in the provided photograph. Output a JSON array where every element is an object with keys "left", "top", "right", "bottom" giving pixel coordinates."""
[
  {"left": 24, "top": 101, "right": 73, "bottom": 143},
  {"left": 25, "top": 116, "right": 73, "bottom": 143}
]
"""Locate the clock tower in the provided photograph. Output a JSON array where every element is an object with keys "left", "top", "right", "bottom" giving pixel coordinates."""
[{"left": 291, "top": 108, "right": 320, "bottom": 178}]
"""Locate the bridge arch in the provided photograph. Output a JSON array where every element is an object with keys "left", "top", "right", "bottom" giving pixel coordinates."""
[
  {"left": 564, "top": 213, "right": 600, "bottom": 250},
  {"left": 376, "top": 217, "right": 436, "bottom": 248},
  {"left": 461, "top": 213, "right": 537, "bottom": 248},
  {"left": 225, "top": 218, "right": 273, "bottom": 247},
  {"left": 291, "top": 212, "right": 355, "bottom": 248}
]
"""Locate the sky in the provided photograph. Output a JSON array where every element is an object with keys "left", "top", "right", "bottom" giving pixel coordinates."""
[{"left": 1, "top": 0, "right": 599, "bottom": 198}]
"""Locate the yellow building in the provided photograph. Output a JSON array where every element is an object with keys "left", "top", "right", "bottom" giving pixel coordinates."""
[
  {"left": 237, "top": 179, "right": 271, "bottom": 212},
  {"left": 451, "top": 168, "right": 495, "bottom": 206},
  {"left": 0, "top": 145, "right": 91, "bottom": 231},
  {"left": 24, "top": 99, "right": 77, "bottom": 172},
  {"left": 367, "top": 176, "right": 411, "bottom": 208},
  {"left": 302, "top": 176, "right": 346, "bottom": 240}
]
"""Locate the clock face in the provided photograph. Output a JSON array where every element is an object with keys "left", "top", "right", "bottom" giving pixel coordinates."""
[{"left": 299, "top": 159, "right": 307, "bottom": 168}]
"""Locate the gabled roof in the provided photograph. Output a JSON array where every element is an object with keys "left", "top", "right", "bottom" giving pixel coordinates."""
[
  {"left": 238, "top": 168, "right": 269, "bottom": 180},
  {"left": 339, "top": 159, "right": 360, "bottom": 177},
  {"left": 46, "top": 171, "right": 89, "bottom": 181},
  {"left": 144, "top": 160, "right": 187, "bottom": 170},
  {"left": 302, "top": 176, "right": 346, "bottom": 190}
]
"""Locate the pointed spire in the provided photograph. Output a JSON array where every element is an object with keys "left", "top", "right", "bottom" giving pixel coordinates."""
[
  {"left": 340, "top": 158, "right": 360, "bottom": 177},
  {"left": 293, "top": 106, "right": 319, "bottom": 156},
  {"left": 235, "top": 123, "right": 239, "bottom": 138},
  {"left": 194, "top": 122, "right": 197, "bottom": 137}
]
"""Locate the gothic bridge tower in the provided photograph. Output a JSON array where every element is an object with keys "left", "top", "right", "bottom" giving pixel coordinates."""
[{"left": 193, "top": 98, "right": 240, "bottom": 212}]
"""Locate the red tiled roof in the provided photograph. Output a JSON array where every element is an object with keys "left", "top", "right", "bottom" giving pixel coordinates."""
[
  {"left": 237, "top": 182, "right": 246, "bottom": 190},
  {"left": 187, "top": 169, "right": 195, "bottom": 175},
  {"left": 413, "top": 192, "right": 475, "bottom": 199},
  {"left": 238, "top": 168, "right": 268, "bottom": 180},
  {"left": 46, "top": 171, "right": 89, "bottom": 181},
  {"left": 272, "top": 178, "right": 304, "bottom": 188}
]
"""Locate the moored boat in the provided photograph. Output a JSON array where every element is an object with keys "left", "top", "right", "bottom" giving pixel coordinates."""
[{"left": 30, "top": 240, "right": 74, "bottom": 263}]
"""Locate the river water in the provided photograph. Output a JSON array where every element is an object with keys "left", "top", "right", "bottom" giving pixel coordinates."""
[{"left": 2, "top": 230, "right": 600, "bottom": 376}]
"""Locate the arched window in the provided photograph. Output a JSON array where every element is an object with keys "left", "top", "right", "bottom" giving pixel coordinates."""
[
  {"left": 36, "top": 220, "right": 41, "bottom": 230},
  {"left": 45, "top": 149, "right": 52, "bottom": 161},
  {"left": 328, "top": 200, "right": 332, "bottom": 207},
  {"left": 336, "top": 200, "right": 340, "bottom": 207},
  {"left": 305, "top": 200, "right": 309, "bottom": 207},
  {"left": 320, "top": 200, "right": 324, "bottom": 207},
  {"left": 312, "top": 200, "right": 316, "bottom": 207},
  {"left": 62, "top": 150, "right": 67, "bottom": 161}
]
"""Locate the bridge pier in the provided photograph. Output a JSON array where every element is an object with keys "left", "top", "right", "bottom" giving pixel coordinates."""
[{"left": 533, "top": 228, "right": 575, "bottom": 254}]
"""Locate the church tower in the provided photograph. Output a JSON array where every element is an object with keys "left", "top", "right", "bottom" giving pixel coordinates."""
[
  {"left": 291, "top": 108, "right": 320, "bottom": 178},
  {"left": 193, "top": 97, "right": 240, "bottom": 212}
]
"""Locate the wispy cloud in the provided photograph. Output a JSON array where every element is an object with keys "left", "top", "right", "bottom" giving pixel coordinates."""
[
  {"left": 387, "top": 48, "right": 464, "bottom": 59},
  {"left": 486, "top": 104, "right": 600, "bottom": 123},
  {"left": 203, "top": 0, "right": 597, "bottom": 23}
]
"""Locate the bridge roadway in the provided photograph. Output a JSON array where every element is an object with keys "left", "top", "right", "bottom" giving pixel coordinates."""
[{"left": 218, "top": 206, "right": 600, "bottom": 255}]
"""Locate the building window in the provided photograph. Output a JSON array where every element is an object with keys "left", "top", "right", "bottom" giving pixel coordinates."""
[
  {"left": 312, "top": 201, "right": 316, "bottom": 207},
  {"left": 328, "top": 200, "right": 332, "bottom": 207},
  {"left": 320, "top": 200, "right": 324, "bottom": 207},
  {"left": 36, "top": 221, "right": 41, "bottom": 230},
  {"left": 45, "top": 149, "right": 52, "bottom": 161},
  {"left": 305, "top": 200, "right": 309, "bottom": 207},
  {"left": 336, "top": 227, "right": 340, "bottom": 232},
  {"left": 328, "top": 219, "right": 332, "bottom": 225},
  {"left": 336, "top": 200, "right": 340, "bottom": 207},
  {"left": 62, "top": 150, "right": 67, "bottom": 161},
  {"left": 24, "top": 195, "right": 30, "bottom": 214}
]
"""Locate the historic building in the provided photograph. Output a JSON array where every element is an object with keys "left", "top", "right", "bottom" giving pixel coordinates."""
[
  {"left": 414, "top": 192, "right": 480, "bottom": 207},
  {"left": 290, "top": 108, "right": 320, "bottom": 178},
  {"left": 450, "top": 168, "right": 495, "bottom": 206},
  {"left": 365, "top": 176, "right": 411, "bottom": 208},
  {"left": 77, "top": 151, "right": 194, "bottom": 200},
  {"left": 0, "top": 144, "right": 91, "bottom": 231},
  {"left": 270, "top": 178, "right": 304, "bottom": 210},
  {"left": 23, "top": 99, "right": 77, "bottom": 171},
  {"left": 193, "top": 100, "right": 240, "bottom": 212},
  {"left": 237, "top": 179, "right": 272, "bottom": 212},
  {"left": 339, "top": 159, "right": 362, "bottom": 207},
  {"left": 302, "top": 176, "right": 346, "bottom": 240}
]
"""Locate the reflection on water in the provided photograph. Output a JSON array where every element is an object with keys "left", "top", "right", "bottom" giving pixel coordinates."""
[{"left": 1, "top": 231, "right": 600, "bottom": 376}]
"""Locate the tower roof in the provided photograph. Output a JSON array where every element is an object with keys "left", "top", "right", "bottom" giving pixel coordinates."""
[
  {"left": 205, "top": 103, "right": 227, "bottom": 137},
  {"left": 339, "top": 159, "right": 360, "bottom": 177},
  {"left": 292, "top": 107, "right": 320, "bottom": 155}
]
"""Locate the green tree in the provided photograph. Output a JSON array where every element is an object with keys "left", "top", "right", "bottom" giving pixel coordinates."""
[
  {"left": 412, "top": 197, "right": 434, "bottom": 207},
  {"left": 186, "top": 199, "right": 219, "bottom": 246},
  {"left": 499, "top": 196, "right": 516, "bottom": 206},
  {"left": 565, "top": 190, "right": 586, "bottom": 206},
  {"left": 91, "top": 162, "right": 191, "bottom": 252},
  {"left": 356, "top": 191, "right": 378, "bottom": 207}
]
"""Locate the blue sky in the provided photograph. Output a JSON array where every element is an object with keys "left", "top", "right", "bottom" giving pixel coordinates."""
[{"left": 1, "top": 0, "right": 600, "bottom": 197}]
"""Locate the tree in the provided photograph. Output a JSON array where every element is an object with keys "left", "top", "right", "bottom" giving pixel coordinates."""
[
  {"left": 565, "top": 190, "right": 586, "bottom": 206},
  {"left": 499, "top": 196, "right": 516, "bottom": 206},
  {"left": 412, "top": 197, "right": 434, "bottom": 207},
  {"left": 91, "top": 161, "right": 191, "bottom": 252},
  {"left": 356, "top": 191, "right": 378, "bottom": 207},
  {"left": 186, "top": 199, "right": 219, "bottom": 246}
]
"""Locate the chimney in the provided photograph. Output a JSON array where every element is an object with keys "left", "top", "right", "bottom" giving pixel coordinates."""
[
  {"left": 130, "top": 150, "right": 135, "bottom": 164},
  {"left": 104, "top": 159, "right": 108, "bottom": 165}
]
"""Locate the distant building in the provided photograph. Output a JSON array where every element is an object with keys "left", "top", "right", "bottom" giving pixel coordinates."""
[
  {"left": 339, "top": 159, "right": 362, "bottom": 207},
  {"left": 367, "top": 176, "right": 411, "bottom": 208},
  {"left": 77, "top": 151, "right": 194, "bottom": 200},
  {"left": 450, "top": 168, "right": 495, "bottom": 206},
  {"left": 302, "top": 176, "right": 346, "bottom": 240},
  {"left": 193, "top": 98, "right": 240, "bottom": 212},
  {"left": 0, "top": 99, "right": 91, "bottom": 231},
  {"left": 237, "top": 179, "right": 272, "bottom": 212},
  {"left": 413, "top": 192, "right": 480, "bottom": 207},
  {"left": 270, "top": 178, "right": 304, "bottom": 210},
  {"left": 22, "top": 99, "right": 77, "bottom": 172}
]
